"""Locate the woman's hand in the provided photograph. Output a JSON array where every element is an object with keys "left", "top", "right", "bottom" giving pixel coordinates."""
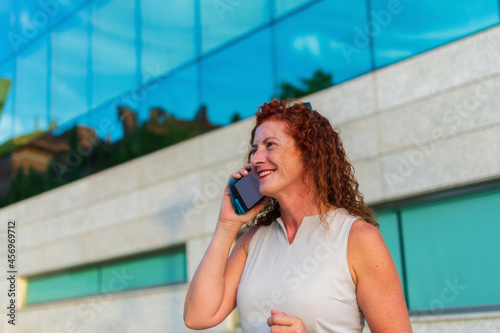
[
  {"left": 267, "top": 309, "right": 309, "bottom": 332},
  {"left": 217, "top": 163, "right": 269, "bottom": 233}
]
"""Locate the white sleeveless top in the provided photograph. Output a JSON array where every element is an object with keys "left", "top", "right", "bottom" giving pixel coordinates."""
[{"left": 237, "top": 208, "right": 365, "bottom": 333}]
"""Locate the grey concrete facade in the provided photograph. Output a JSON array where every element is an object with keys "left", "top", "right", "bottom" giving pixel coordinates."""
[{"left": 1, "top": 25, "right": 500, "bottom": 333}]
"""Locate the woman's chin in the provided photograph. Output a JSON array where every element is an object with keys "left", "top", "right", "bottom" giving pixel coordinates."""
[
  {"left": 258, "top": 187, "right": 272, "bottom": 198},
  {"left": 259, "top": 186, "right": 278, "bottom": 199}
]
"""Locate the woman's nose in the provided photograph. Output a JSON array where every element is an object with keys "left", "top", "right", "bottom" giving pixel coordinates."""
[{"left": 250, "top": 148, "right": 265, "bottom": 166}]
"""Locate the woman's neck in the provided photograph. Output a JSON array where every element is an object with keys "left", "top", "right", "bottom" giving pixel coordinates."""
[{"left": 274, "top": 180, "right": 319, "bottom": 242}]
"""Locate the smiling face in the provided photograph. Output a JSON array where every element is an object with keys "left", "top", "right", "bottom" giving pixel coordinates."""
[{"left": 250, "top": 120, "right": 307, "bottom": 199}]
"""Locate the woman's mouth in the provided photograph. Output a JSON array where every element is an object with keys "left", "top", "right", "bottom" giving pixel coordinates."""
[{"left": 258, "top": 169, "right": 275, "bottom": 179}]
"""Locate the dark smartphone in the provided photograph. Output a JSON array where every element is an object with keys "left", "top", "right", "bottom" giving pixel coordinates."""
[{"left": 228, "top": 170, "right": 265, "bottom": 215}]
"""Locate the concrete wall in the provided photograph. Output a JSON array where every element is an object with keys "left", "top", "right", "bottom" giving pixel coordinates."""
[{"left": 1, "top": 25, "right": 500, "bottom": 333}]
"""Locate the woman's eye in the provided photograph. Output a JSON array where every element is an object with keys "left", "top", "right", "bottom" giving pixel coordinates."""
[{"left": 266, "top": 142, "right": 275, "bottom": 148}]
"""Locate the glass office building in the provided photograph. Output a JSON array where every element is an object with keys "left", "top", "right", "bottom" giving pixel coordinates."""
[
  {"left": 1, "top": 0, "right": 499, "bottom": 207},
  {"left": 1, "top": 0, "right": 500, "bottom": 322}
]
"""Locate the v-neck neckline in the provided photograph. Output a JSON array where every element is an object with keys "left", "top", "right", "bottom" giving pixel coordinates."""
[{"left": 275, "top": 209, "right": 339, "bottom": 245}]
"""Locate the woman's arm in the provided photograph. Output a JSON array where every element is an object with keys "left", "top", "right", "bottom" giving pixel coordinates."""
[
  {"left": 184, "top": 224, "right": 260, "bottom": 329},
  {"left": 348, "top": 220, "right": 413, "bottom": 333},
  {"left": 183, "top": 167, "right": 268, "bottom": 329}
]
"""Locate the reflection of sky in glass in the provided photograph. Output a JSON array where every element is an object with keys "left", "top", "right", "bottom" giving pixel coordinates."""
[
  {"left": 276, "top": 0, "right": 371, "bottom": 88},
  {"left": 275, "top": 0, "right": 314, "bottom": 17},
  {"left": 201, "top": 29, "right": 273, "bottom": 125},
  {"left": 201, "top": 0, "right": 270, "bottom": 53},
  {"left": 91, "top": 0, "right": 136, "bottom": 108},
  {"left": 12, "top": 0, "right": 87, "bottom": 55},
  {"left": 0, "top": 61, "right": 14, "bottom": 144},
  {"left": 15, "top": 37, "right": 48, "bottom": 137},
  {"left": 18, "top": 0, "right": 87, "bottom": 28},
  {"left": 141, "top": 0, "right": 196, "bottom": 80},
  {"left": 0, "top": 0, "right": 15, "bottom": 62},
  {"left": 51, "top": 9, "right": 89, "bottom": 128},
  {"left": 0, "top": 0, "right": 499, "bottom": 148},
  {"left": 138, "top": 65, "right": 199, "bottom": 124},
  {"left": 372, "top": 0, "right": 500, "bottom": 68}
]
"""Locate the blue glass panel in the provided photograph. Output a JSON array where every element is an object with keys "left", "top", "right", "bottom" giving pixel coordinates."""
[
  {"left": 0, "top": 61, "right": 14, "bottom": 148},
  {"left": 14, "top": 36, "right": 48, "bottom": 138},
  {"left": 275, "top": 0, "right": 371, "bottom": 98},
  {"left": 402, "top": 189, "right": 500, "bottom": 311},
  {"left": 377, "top": 210, "right": 405, "bottom": 296},
  {"left": 372, "top": 0, "right": 500, "bottom": 68},
  {"left": 0, "top": 0, "right": 16, "bottom": 61},
  {"left": 101, "top": 250, "right": 187, "bottom": 292},
  {"left": 137, "top": 65, "right": 205, "bottom": 155},
  {"left": 43, "top": 0, "right": 88, "bottom": 25},
  {"left": 91, "top": 0, "right": 136, "bottom": 108},
  {"left": 200, "top": 0, "right": 270, "bottom": 53},
  {"left": 139, "top": 65, "right": 199, "bottom": 122},
  {"left": 201, "top": 28, "right": 273, "bottom": 125},
  {"left": 26, "top": 268, "right": 99, "bottom": 304},
  {"left": 15, "top": 0, "right": 87, "bottom": 56},
  {"left": 50, "top": 9, "right": 89, "bottom": 128},
  {"left": 141, "top": 0, "right": 196, "bottom": 80},
  {"left": 275, "top": 0, "right": 315, "bottom": 17}
]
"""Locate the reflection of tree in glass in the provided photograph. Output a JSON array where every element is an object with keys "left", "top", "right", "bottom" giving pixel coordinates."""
[
  {"left": 0, "top": 104, "right": 220, "bottom": 208},
  {"left": 280, "top": 69, "right": 333, "bottom": 99},
  {"left": 230, "top": 112, "right": 241, "bottom": 123},
  {"left": 7, "top": 167, "right": 47, "bottom": 204},
  {"left": 88, "top": 105, "right": 220, "bottom": 171},
  {"left": 0, "top": 78, "right": 12, "bottom": 115}
]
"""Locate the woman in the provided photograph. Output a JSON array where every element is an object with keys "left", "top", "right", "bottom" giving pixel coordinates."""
[{"left": 184, "top": 100, "right": 412, "bottom": 332}]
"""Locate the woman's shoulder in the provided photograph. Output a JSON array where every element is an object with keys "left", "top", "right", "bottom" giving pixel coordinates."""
[
  {"left": 348, "top": 219, "right": 384, "bottom": 253},
  {"left": 347, "top": 219, "right": 390, "bottom": 284},
  {"left": 349, "top": 218, "right": 380, "bottom": 236},
  {"left": 238, "top": 219, "right": 282, "bottom": 254},
  {"left": 238, "top": 224, "right": 263, "bottom": 255}
]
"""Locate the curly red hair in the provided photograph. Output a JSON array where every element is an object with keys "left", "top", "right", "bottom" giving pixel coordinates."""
[{"left": 246, "top": 99, "right": 378, "bottom": 228}]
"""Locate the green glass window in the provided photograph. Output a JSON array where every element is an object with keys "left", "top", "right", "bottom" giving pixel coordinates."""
[
  {"left": 26, "top": 268, "right": 99, "bottom": 304},
  {"left": 101, "top": 250, "right": 187, "bottom": 293},
  {"left": 377, "top": 210, "right": 405, "bottom": 294},
  {"left": 402, "top": 189, "right": 500, "bottom": 311},
  {"left": 25, "top": 248, "right": 187, "bottom": 305}
]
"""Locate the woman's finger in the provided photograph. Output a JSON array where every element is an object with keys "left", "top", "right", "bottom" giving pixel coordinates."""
[
  {"left": 267, "top": 311, "right": 293, "bottom": 327},
  {"left": 231, "top": 167, "right": 249, "bottom": 179}
]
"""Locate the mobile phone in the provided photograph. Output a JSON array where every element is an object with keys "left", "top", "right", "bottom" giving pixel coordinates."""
[{"left": 228, "top": 170, "right": 265, "bottom": 215}]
